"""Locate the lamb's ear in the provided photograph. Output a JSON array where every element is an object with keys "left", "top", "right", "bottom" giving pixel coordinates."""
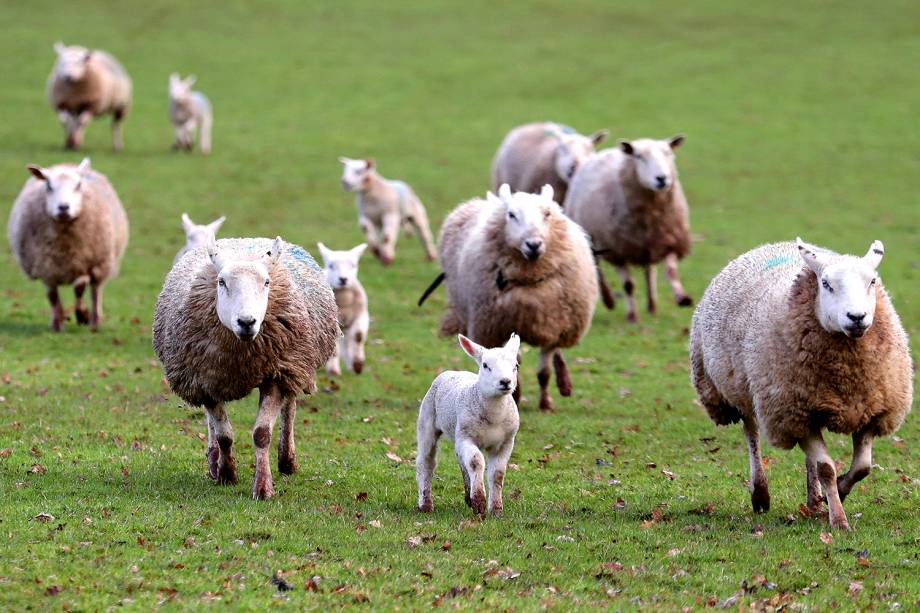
[
  {"left": 539, "top": 184, "right": 555, "bottom": 201},
  {"left": 181, "top": 213, "right": 194, "bottom": 233},
  {"left": 504, "top": 332, "right": 520, "bottom": 357},
  {"left": 485, "top": 190, "right": 503, "bottom": 207},
  {"left": 458, "top": 334, "right": 483, "bottom": 363},
  {"left": 27, "top": 164, "right": 48, "bottom": 182},
  {"left": 53, "top": 42, "right": 66, "bottom": 55},
  {"left": 796, "top": 237, "right": 830, "bottom": 273},
  {"left": 316, "top": 242, "right": 331, "bottom": 263},
  {"left": 668, "top": 134, "right": 686, "bottom": 150},
  {"left": 590, "top": 129, "right": 609, "bottom": 146},
  {"left": 207, "top": 238, "right": 225, "bottom": 271},
  {"left": 619, "top": 140, "right": 635, "bottom": 155},
  {"left": 544, "top": 124, "right": 563, "bottom": 140},
  {"left": 83, "top": 49, "right": 93, "bottom": 62},
  {"left": 350, "top": 243, "right": 368, "bottom": 260},
  {"left": 76, "top": 157, "right": 91, "bottom": 176},
  {"left": 365, "top": 158, "right": 375, "bottom": 170},
  {"left": 863, "top": 240, "right": 884, "bottom": 270},
  {"left": 169, "top": 73, "right": 179, "bottom": 84},
  {"left": 184, "top": 75, "right": 197, "bottom": 88},
  {"left": 264, "top": 236, "right": 284, "bottom": 268},
  {"left": 207, "top": 215, "right": 226, "bottom": 235},
  {"left": 338, "top": 156, "right": 351, "bottom": 165},
  {"left": 498, "top": 183, "right": 513, "bottom": 204}
]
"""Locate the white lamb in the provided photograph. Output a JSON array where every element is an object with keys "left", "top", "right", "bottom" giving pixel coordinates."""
[
  {"left": 338, "top": 157, "right": 437, "bottom": 265},
  {"left": 416, "top": 333, "right": 520, "bottom": 517},
  {"left": 175, "top": 213, "right": 225, "bottom": 263},
  {"left": 317, "top": 242, "right": 370, "bottom": 376},
  {"left": 168, "top": 74, "right": 212, "bottom": 154}
]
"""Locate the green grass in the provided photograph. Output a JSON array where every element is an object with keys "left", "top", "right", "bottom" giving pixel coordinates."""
[{"left": 1, "top": 0, "right": 919, "bottom": 609}]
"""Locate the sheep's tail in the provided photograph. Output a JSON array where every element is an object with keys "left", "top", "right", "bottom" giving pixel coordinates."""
[{"left": 417, "top": 271, "right": 446, "bottom": 307}]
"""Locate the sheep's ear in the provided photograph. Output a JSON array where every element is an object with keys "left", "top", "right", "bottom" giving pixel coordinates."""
[
  {"left": 83, "top": 49, "right": 93, "bottom": 62},
  {"left": 27, "top": 164, "right": 48, "bottom": 182},
  {"left": 458, "top": 334, "right": 483, "bottom": 363},
  {"left": 265, "top": 236, "right": 284, "bottom": 268},
  {"left": 498, "top": 183, "right": 513, "bottom": 204},
  {"left": 590, "top": 129, "right": 609, "bottom": 146},
  {"left": 207, "top": 215, "right": 226, "bottom": 235},
  {"left": 181, "top": 213, "right": 194, "bottom": 233},
  {"left": 169, "top": 73, "right": 179, "bottom": 84},
  {"left": 76, "top": 157, "right": 91, "bottom": 175},
  {"left": 796, "top": 237, "right": 830, "bottom": 272},
  {"left": 316, "top": 242, "right": 331, "bottom": 262},
  {"left": 184, "top": 75, "right": 197, "bottom": 88},
  {"left": 338, "top": 156, "right": 351, "bottom": 165},
  {"left": 504, "top": 332, "right": 520, "bottom": 357},
  {"left": 863, "top": 240, "right": 884, "bottom": 270},
  {"left": 668, "top": 134, "right": 686, "bottom": 150},
  {"left": 485, "top": 190, "right": 503, "bottom": 207},
  {"left": 53, "top": 42, "right": 66, "bottom": 55},
  {"left": 207, "top": 238, "right": 225, "bottom": 271},
  {"left": 539, "top": 184, "right": 554, "bottom": 201},
  {"left": 544, "top": 124, "right": 563, "bottom": 140},
  {"left": 350, "top": 243, "right": 368, "bottom": 260},
  {"left": 365, "top": 158, "right": 375, "bottom": 170},
  {"left": 619, "top": 140, "right": 635, "bottom": 155}
]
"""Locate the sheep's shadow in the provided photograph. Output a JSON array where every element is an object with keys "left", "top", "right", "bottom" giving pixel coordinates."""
[{"left": 0, "top": 320, "right": 54, "bottom": 337}]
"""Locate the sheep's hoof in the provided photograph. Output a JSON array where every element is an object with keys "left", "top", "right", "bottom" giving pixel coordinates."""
[
  {"left": 470, "top": 490, "right": 487, "bottom": 517},
  {"left": 74, "top": 308, "right": 90, "bottom": 325},
  {"left": 418, "top": 500, "right": 433, "bottom": 513},
  {"left": 829, "top": 516, "right": 851, "bottom": 531},
  {"left": 677, "top": 295, "right": 694, "bottom": 307},
  {"left": 352, "top": 360, "right": 364, "bottom": 375},
  {"left": 207, "top": 447, "right": 220, "bottom": 480},
  {"left": 278, "top": 455, "right": 298, "bottom": 475},
  {"left": 426, "top": 253, "right": 437, "bottom": 262},
  {"left": 751, "top": 487, "right": 770, "bottom": 513},
  {"left": 489, "top": 504, "right": 503, "bottom": 517},
  {"left": 252, "top": 479, "right": 276, "bottom": 500},
  {"left": 539, "top": 396, "right": 554, "bottom": 412},
  {"left": 626, "top": 312, "right": 638, "bottom": 323},
  {"left": 51, "top": 320, "right": 64, "bottom": 333},
  {"left": 217, "top": 457, "right": 238, "bottom": 485}
]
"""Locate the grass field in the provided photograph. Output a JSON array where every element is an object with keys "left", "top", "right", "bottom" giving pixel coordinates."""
[{"left": 1, "top": 0, "right": 919, "bottom": 610}]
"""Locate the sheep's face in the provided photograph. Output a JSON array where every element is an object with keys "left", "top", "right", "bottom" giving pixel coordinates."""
[
  {"left": 181, "top": 213, "right": 225, "bottom": 253},
  {"left": 489, "top": 183, "right": 559, "bottom": 261},
  {"left": 339, "top": 157, "right": 374, "bottom": 192},
  {"left": 459, "top": 333, "right": 521, "bottom": 398},
  {"left": 552, "top": 128, "right": 608, "bottom": 183},
  {"left": 28, "top": 158, "right": 91, "bottom": 222},
  {"left": 169, "top": 73, "right": 197, "bottom": 101},
  {"left": 53, "top": 43, "right": 91, "bottom": 83},
  {"left": 619, "top": 135, "right": 685, "bottom": 192},
  {"left": 318, "top": 242, "right": 367, "bottom": 290},
  {"left": 209, "top": 237, "right": 283, "bottom": 341},
  {"left": 797, "top": 238, "right": 884, "bottom": 339}
]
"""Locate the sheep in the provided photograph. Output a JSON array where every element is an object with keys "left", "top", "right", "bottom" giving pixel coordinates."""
[
  {"left": 491, "top": 121, "right": 608, "bottom": 205},
  {"left": 564, "top": 135, "right": 693, "bottom": 322},
  {"left": 168, "top": 73, "right": 212, "bottom": 154},
  {"left": 152, "top": 237, "right": 339, "bottom": 500},
  {"left": 7, "top": 158, "right": 128, "bottom": 332},
  {"left": 690, "top": 238, "right": 913, "bottom": 530},
  {"left": 424, "top": 183, "right": 598, "bottom": 411},
  {"left": 338, "top": 157, "right": 437, "bottom": 265},
  {"left": 47, "top": 42, "right": 132, "bottom": 151},
  {"left": 417, "top": 333, "right": 520, "bottom": 517},
  {"left": 175, "top": 213, "right": 225, "bottom": 263},
  {"left": 317, "top": 242, "right": 370, "bottom": 376}
]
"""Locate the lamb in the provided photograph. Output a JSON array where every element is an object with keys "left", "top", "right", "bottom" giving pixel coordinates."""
[
  {"left": 168, "top": 74, "right": 212, "bottom": 154},
  {"left": 175, "top": 212, "right": 225, "bottom": 263},
  {"left": 690, "top": 239, "right": 913, "bottom": 530},
  {"left": 152, "top": 237, "right": 339, "bottom": 500},
  {"left": 564, "top": 135, "right": 693, "bottom": 321},
  {"left": 338, "top": 157, "right": 437, "bottom": 265},
  {"left": 46, "top": 42, "right": 132, "bottom": 151},
  {"left": 317, "top": 242, "right": 370, "bottom": 376},
  {"left": 491, "top": 122, "right": 608, "bottom": 205},
  {"left": 417, "top": 333, "right": 520, "bottom": 517},
  {"left": 7, "top": 158, "right": 128, "bottom": 331},
  {"left": 425, "top": 183, "right": 598, "bottom": 411}
]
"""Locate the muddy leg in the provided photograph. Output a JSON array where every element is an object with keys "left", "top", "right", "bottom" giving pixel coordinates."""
[
  {"left": 664, "top": 252, "right": 692, "bottom": 307},
  {"left": 73, "top": 275, "right": 90, "bottom": 325},
  {"left": 277, "top": 395, "right": 298, "bottom": 475},
  {"left": 112, "top": 109, "right": 125, "bottom": 152},
  {"left": 615, "top": 265, "right": 637, "bottom": 322},
  {"left": 597, "top": 264, "right": 615, "bottom": 310},
  {"left": 742, "top": 416, "right": 770, "bottom": 513},
  {"left": 45, "top": 284, "right": 65, "bottom": 332},
  {"left": 644, "top": 265, "right": 658, "bottom": 315},
  {"left": 537, "top": 350, "right": 553, "bottom": 412},
  {"left": 552, "top": 350, "right": 572, "bottom": 397},
  {"left": 206, "top": 402, "right": 237, "bottom": 484},
  {"left": 806, "top": 455, "right": 825, "bottom": 513},
  {"left": 252, "top": 384, "right": 282, "bottom": 500},
  {"left": 89, "top": 280, "right": 104, "bottom": 331},
  {"left": 457, "top": 439, "right": 486, "bottom": 517},
  {"left": 837, "top": 430, "right": 873, "bottom": 502},
  {"left": 801, "top": 432, "right": 849, "bottom": 530}
]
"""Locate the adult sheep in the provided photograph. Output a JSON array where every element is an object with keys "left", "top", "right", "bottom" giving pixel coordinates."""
[
  {"left": 690, "top": 239, "right": 912, "bottom": 530},
  {"left": 491, "top": 122, "right": 608, "bottom": 206},
  {"left": 424, "top": 183, "right": 598, "bottom": 411},
  {"left": 565, "top": 135, "right": 693, "bottom": 321},
  {"left": 47, "top": 42, "right": 132, "bottom": 151},
  {"left": 153, "top": 237, "right": 339, "bottom": 500},
  {"left": 7, "top": 158, "right": 128, "bottom": 331}
]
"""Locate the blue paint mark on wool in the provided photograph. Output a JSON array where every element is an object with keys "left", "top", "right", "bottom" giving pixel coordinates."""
[{"left": 762, "top": 255, "right": 797, "bottom": 270}]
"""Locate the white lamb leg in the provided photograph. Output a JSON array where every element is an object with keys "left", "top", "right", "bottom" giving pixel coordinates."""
[
  {"left": 837, "top": 430, "right": 873, "bottom": 502},
  {"left": 664, "top": 252, "right": 693, "bottom": 306},
  {"left": 801, "top": 433, "right": 849, "bottom": 530},
  {"left": 199, "top": 112, "right": 212, "bottom": 154},
  {"left": 252, "top": 385, "right": 282, "bottom": 500},
  {"left": 349, "top": 312, "right": 369, "bottom": 374},
  {"left": 742, "top": 416, "right": 770, "bottom": 513},
  {"left": 487, "top": 439, "right": 514, "bottom": 516},
  {"left": 456, "top": 438, "right": 487, "bottom": 516},
  {"left": 408, "top": 200, "right": 438, "bottom": 261},
  {"left": 616, "top": 265, "right": 638, "bottom": 322},
  {"left": 644, "top": 264, "right": 658, "bottom": 314},
  {"left": 378, "top": 212, "right": 400, "bottom": 266},
  {"left": 358, "top": 216, "right": 380, "bottom": 260},
  {"left": 326, "top": 335, "right": 343, "bottom": 376},
  {"left": 206, "top": 402, "right": 236, "bottom": 484},
  {"left": 415, "top": 391, "right": 439, "bottom": 512}
]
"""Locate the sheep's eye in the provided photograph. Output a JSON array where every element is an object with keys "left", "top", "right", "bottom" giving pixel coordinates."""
[
  {"left": 264, "top": 280, "right": 270, "bottom": 287},
  {"left": 869, "top": 278, "right": 877, "bottom": 287},
  {"left": 821, "top": 279, "right": 833, "bottom": 293},
  {"left": 46, "top": 184, "right": 53, "bottom": 193},
  {"left": 482, "top": 363, "right": 490, "bottom": 371},
  {"left": 508, "top": 212, "right": 517, "bottom": 221},
  {"left": 543, "top": 210, "right": 551, "bottom": 220},
  {"left": 218, "top": 278, "right": 226, "bottom": 288}
]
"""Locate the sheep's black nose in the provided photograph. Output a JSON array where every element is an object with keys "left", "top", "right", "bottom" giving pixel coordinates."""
[
  {"left": 847, "top": 312, "right": 866, "bottom": 323},
  {"left": 499, "top": 378, "right": 512, "bottom": 388},
  {"left": 525, "top": 240, "right": 542, "bottom": 252},
  {"left": 655, "top": 175, "right": 667, "bottom": 187},
  {"left": 338, "top": 276, "right": 348, "bottom": 285},
  {"left": 58, "top": 204, "right": 70, "bottom": 213},
  {"left": 237, "top": 316, "right": 256, "bottom": 328}
]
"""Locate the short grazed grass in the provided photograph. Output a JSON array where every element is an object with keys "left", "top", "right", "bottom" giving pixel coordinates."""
[{"left": 1, "top": 1, "right": 918, "bottom": 610}]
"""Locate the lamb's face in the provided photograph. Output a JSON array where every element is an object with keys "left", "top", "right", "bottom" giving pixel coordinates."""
[
  {"left": 553, "top": 129, "right": 608, "bottom": 183},
  {"left": 53, "top": 43, "right": 91, "bottom": 83},
  {"left": 209, "top": 237, "right": 283, "bottom": 341},
  {"left": 318, "top": 242, "right": 367, "bottom": 290},
  {"left": 169, "top": 73, "right": 196, "bottom": 101},
  {"left": 339, "top": 157, "right": 373, "bottom": 192},
  {"left": 490, "top": 183, "right": 559, "bottom": 261},
  {"left": 459, "top": 333, "right": 521, "bottom": 398},
  {"left": 181, "top": 213, "right": 225, "bottom": 252},
  {"left": 798, "top": 238, "right": 884, "bottom": 339},
  {"left": 28, "top": 158, "right": 91, "bottom": 222},
  {"left": 619, "top": 135, "right": 684, "bottom": 192}
]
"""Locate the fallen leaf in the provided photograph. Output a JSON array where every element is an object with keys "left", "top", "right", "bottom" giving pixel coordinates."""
[
  {"left": 29, "top": 464, "right": 47, "bottom": 474},
  {"left": 34, "top": 512, "right": 54, "bottom": 522},
  {"left": 385, "top": 451, "right": 403, "bottom": 463},
  {"left": 355, "top": 492, "right": 368, "bottom": 502},
  {"left": 407, "top": 536, "right": 422, "bottom": 548},
  {"left": 819, "top": 532, "right": 833, "bottom": 546},
  {"left": 661, "top": 469, "right": 675, "bottom": 480},
  {"left": 848, "top": 581, "right": 863, "bottom": 594},
  {"left": 368, "top": 520, "right": 381, "bottom": 529},
  {"left": 305, "top": 576, "right": 321, "bottom": 592},
  {"left": 0, "top": 448, "right": 11, "bottom": 458}
]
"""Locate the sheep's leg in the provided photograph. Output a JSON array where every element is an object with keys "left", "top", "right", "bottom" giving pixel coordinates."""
[
  {"left": 664, "top": 253, "right": 693, "bottom": 307},
  {"left": 487, "top": 438, "right": 514, "bottom": 517},
  {"left": 277, "top": 395, "right": 298, "bottom": 476},
  {"left": 199, "top": 113, "right": 212, "bottom": 154},
  {"left": 416, "top": 392, "right": 440, "bottom": 512},
  {"left": 552, "top": 350, "right": 572, "bottom": 397},
  {"left": 358, "top": 215, "right": 381, "bottom": 261},
  {"left": 408, "top": 201, "right": 438, "bottom": 261},
  {"left": 456, "top": 439, "right": 487, "bottom": 517},
  {"left": 537, "top": 349, "right": 554, "bottom": 412},
  {"left": 350, "top": 312, "right": 369, "bottom": 374},
  {"left": 45, "top": 284, "right": 65, "bottom": 332},
  {"left": 805, "top": 455, "right": 825, "bottom": 513},
  {"left": 401, "top": 217, "right": 415, "bottom": 237},
  {"left": 206, "top": 402, "right": 237, "bottom": 484},
  {"left": 89, "top": 280, "right": 104, "bottom": 331},
  {"left": 182, "top": 119, "right": 196, "bottom": 151},
  {"left": 326, "top": 335, "right": 343, "bottom": 376},
  {"left": 73, "top": 274, "right": 90, "bottom": 325},
  {"left": 204, "top": 413, "right": 217, "bottom": 480},
  {"left": 742, "top": 416, "right": 770, "bottom": 513},
  {"left": 644, "top": 265, "right": 658, "bottom": 315},
  {"left": 801, "top": 432, "right": 849, "bottom": 530},
  {"left": 71, "top": 110, "right": 92, "bottom": 150},
  {"left": 252, "top": 385, "right": 282, "bottom": 500},
  {"left": 596, "top": 264, "right": 615, "bottom": 310},
  {"left": 111, "top": 109, "right": 125, "bottom": 152},
  {"left": 837, "top": 430, "right": 874, "bottom": 503},
  {"left": 615, "top": 265, "right": 638, "bottom": 322},
  {"left": 378, "top": 212, "right": 400, "bottom": 266}
]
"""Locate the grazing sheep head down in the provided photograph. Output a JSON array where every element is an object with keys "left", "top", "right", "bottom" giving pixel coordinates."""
[
  {"left": 27, "top": 158, "right": 91, "bottom": 222},
  {"left": 488, "top": 183, "right": 559, "bottom": 261},
  {"left": 208, "top": 236, "right": 283, "bottom": 341},
  {"left": 53, "top": 42, "right": 92, "bottom": 83},
  {"left": 459, "top": 333, "right": 521, "bottom": 398},
  {"left": 619, "top": 135, "right": 685, "bottom": 192},
  {"left": 797, "top": 237, "right": 884, "bottom": 339},
  {"left": 181, "top": 213, "right": 225, "bottom": 253},
  {"left": 338, "top": 157, "right": 375, "bottom": 192},
  {"left": 169, "top": 73, "right": 197, "bottom": 100},
  {"left": 550, "top": 127, "right": 608, "bottom": 182},
  {"left": 317, "top": 242, "right": 367, "bottom": 290}
]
